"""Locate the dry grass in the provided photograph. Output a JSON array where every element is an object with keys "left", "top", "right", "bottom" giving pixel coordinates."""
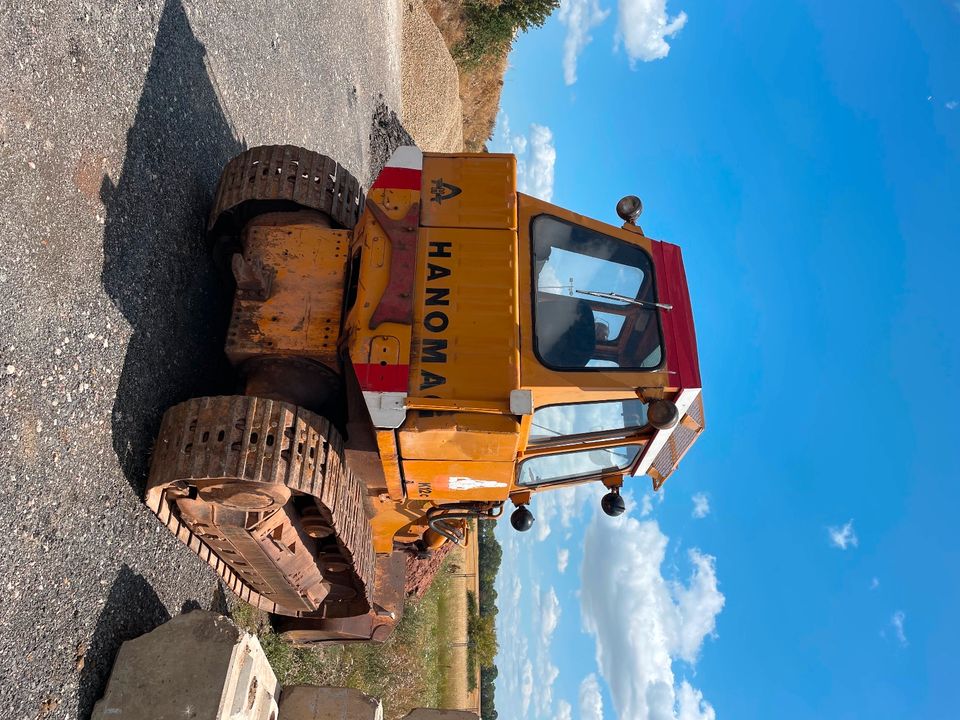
[
  {"left": 232, "top": 559, "right": 458, "bottom": 720},
  {"left": 422, "top": 0, "right": 509, "bottom": 152},
  {"left": 436, "top": 545, "right": 472, "bottom": 710}
]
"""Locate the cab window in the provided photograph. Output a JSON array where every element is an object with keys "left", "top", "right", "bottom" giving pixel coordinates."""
[
  {"left": 529, "top": 399, "right": 648, "bottom": 444},
  {"left": 517, "top": 444, "right": 643, "bottom": 487},
  {"left": 532, "top": 215, "right": 663, "bottom": 370}
]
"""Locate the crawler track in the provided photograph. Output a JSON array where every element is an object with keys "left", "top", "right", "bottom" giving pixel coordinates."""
[
  {"left": 146, "top": 395, "right": 375, "bottom": 618},
  {"left": 209, "top": 144, "right": 365, "bottom": 233}
]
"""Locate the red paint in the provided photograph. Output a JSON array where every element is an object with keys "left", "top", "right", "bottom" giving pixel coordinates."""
[
  {"left": 366, "top": 201, "right": 420, "bottom": 328},
  {"left": 353, "top": 363, "right": 410, "bottom": 393},
  {"left": 651, "top": 240, "right": 702, "bottom": 390},
  {"left": 371, "top": 167, "right": 421, "bottom": 191}
]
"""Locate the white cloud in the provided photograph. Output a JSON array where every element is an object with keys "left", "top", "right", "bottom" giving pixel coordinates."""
[
  {"left": 558, "top": 0, "right": 610, "bottom": 85},
  {"left": 536, "top": 661, "right": 561, "bottom": 717},
  {"left": 691, "top": 492, "right": 710, "bottom": 519},
  {"left": 580, "top": 674, "right": 605, "bottom": 720},
  {"left": 541, "top": 586, "right": 562, "bottom": 643},
  {"left": 674, "top": 550, "right": 725, "bottom": 663},
  {"left": 891, "top": 611, "right": 908, "bottom": 647},
  {"left": 641, "top": 494, "right": 654, "bottom": 517},
  {"left": 528, "top": 585, "right": 564, "bottom": 716},
  {"left": 676, "top": 681, "right": 717, "bottom": 720},
  {"left": 580, "top": 514, "right": 724, "bottom": 719},
  {"left": 828, "top": 520, "right": 858, "bottom": 550},
  {"left": 558, "top": 547, "right": 571, "bottom": 573},
  {"left": 521, "top": 124, "right": 557, "bottom": 202},
  {"left": 521, "top": 658, "right": 534, "bottom": 716},
  {"left": 557, "top": 699, "right": 574, "bottom": 720},
  {"left": 498, "top": 116, "right": 557, "bottom": 204},
  {"left": 535, "top": 482, "right": 604, "bottom": 541},
  {"left": 617, "top": 0, "right": 688, "bottom": 63},
  {"left": 870, "top": 577, "right": 880, "bottom": 590},
  {"left": 492, "top": 532, "right": 529, "bottom": 716},
  {"left": 946, "top": 100, "right": 958, "bottom": 110}
]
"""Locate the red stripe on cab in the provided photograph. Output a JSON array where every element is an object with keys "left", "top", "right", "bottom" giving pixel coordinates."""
[
  {"left": 353, "top": 363, "right": 410, "bottom": 393},
  {"left": 370, "top": 167, "right": 422, "bottom": 191}
]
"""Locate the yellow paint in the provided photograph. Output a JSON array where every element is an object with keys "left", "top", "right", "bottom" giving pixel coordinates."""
[
  {"left": 226, "top": 218, "right": 348, "bottom": 368},
  {"left": 400, "top": 412, "right": 519, "bottom": 461},
  {"left": 515, "top": 193, "right": 672, "bottom": 400},
  {"left": 369, "top": 496, "right": 431, "bottom": 553},
  {"left": 375, "top": 429, "right": 405, "bottom": 501},
  {"left": 401, "top": 460, "right": 514, "bottom": 503},
  {"left": 421, "top": 153, "right": 517, "bottom": 229},
  {"left": 406, "top": 226, "right": 520, "bottom": 402},
  {"left": 343, "top": 188, "right": 418, "bottom": 379},
  {"left": 300, "top": 156, "right": 701, "bottom": 547}
]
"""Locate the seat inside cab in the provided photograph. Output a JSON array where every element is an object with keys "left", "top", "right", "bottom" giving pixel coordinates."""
[{"left": 531, "top": 214, "right": 663, "bottom": 371}]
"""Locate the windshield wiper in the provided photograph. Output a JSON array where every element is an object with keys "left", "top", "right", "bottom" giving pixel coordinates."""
[{"left": 576, "top": 289, "right": 673, "bottom": 311}]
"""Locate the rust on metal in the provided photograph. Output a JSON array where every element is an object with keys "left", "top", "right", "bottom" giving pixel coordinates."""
[
  {"left": 231, "top": 253, "right": 274, "bottom": 301},
  {"left": 146, "top": 395, "right": 376, "bottom": 618},
  {"left": 365, "top": 199, "right": 420, "bottom": 329},
  {"left": 209, "top": 144, "right": 365, "bottom": 232},
  {"left": 225, "top": 212, "right": 349, "bottom": 370},
  {"left": 273, "top": 551, "right": 407, "bottom": 644}
]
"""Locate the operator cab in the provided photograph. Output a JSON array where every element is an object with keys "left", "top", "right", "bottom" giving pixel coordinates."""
[
  {"left": 508, "top": 191, "right": 704, "bottom": 527},
  {"left": 349, "top": 149, "right": 703, "bottom": 546}
]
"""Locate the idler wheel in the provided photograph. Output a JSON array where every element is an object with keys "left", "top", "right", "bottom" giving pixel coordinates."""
[{"left": 198, "top": 480, "right": 291, "bottom": 511}]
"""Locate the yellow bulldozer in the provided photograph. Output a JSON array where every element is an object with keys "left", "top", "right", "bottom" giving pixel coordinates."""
[{"left": 146, "top": 144, "right": 705, "bottom": 643}]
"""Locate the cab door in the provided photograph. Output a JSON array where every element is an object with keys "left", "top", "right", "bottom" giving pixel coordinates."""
[{"left": 517, "top": 194, "right": 673, "bottom": 404}]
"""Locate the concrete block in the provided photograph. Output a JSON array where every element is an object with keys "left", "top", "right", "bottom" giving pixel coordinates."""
[
  {"left": 402, "top": 711, "right": 479, "bottom": 720},
  {"left": 278, "top": 686, "right": 383, "bottom": 720},
  {"left": 91, "top": 610, "right": 279, "bottom": 720}
]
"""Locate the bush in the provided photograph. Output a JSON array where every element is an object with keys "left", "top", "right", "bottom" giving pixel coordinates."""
[{"left": 454, "top": 0, "right": 560, "bottom": 69}]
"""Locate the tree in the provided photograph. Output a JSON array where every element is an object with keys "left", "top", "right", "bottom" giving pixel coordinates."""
[
  {"left": 498, "top": 0, "right": 560, "bottom": 32},
  {"left": 480, "top": 665, "right": 499, "bottom": 720},
  {"left": 469, "top": 612, "right": 499, "bottom": 668},
  {"left": 455, "top": 0, "right": 561, "bottom": 68},
  {"left": 473, "top": 519, "right": 505, "bottom": 717}
]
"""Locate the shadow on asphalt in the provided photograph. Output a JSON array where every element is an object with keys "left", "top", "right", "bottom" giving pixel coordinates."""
[
  {"left": 101, "top": 0, "right": 242, "bottom": 497},
  {"left": 210, "top": 580, "right": 231, "bottom": 615},
  {"left": 77, "top": 565, "right": 172, "bottom": 717}
]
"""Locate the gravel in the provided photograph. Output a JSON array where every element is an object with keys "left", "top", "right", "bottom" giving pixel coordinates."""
[
  {"left": 0, "top": 1, "right": 417, "bottom": 717},
  {"left": 400, "top": 0, "right": 464, "bottom": 152}
]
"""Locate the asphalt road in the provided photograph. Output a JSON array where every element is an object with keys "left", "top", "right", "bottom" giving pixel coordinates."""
[{"left": 0, "top": 1, "right": 411, "bottom": 717}]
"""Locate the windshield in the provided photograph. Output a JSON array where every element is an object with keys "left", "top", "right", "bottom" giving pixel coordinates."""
[
  {"left": 532, "top": 215, "right": 663, "bottom": 369},
  {"left": 517, "top": 444, "right": 643, "bottom": 486},
  {"left": 529, "top": 398, "right": 649, "bottom": 444}
]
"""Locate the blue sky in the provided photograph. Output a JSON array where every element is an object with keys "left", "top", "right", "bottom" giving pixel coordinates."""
[{"left": 488, "top": 1, "right": 960, "bottom": 718}]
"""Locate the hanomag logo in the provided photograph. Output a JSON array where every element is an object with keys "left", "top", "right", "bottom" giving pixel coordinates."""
[
  {"left": 430, "top": 178, "right": 462, "bottom": 204},
  {"left": 419, "top": 239, "right": 452, "bottom": 391}
]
